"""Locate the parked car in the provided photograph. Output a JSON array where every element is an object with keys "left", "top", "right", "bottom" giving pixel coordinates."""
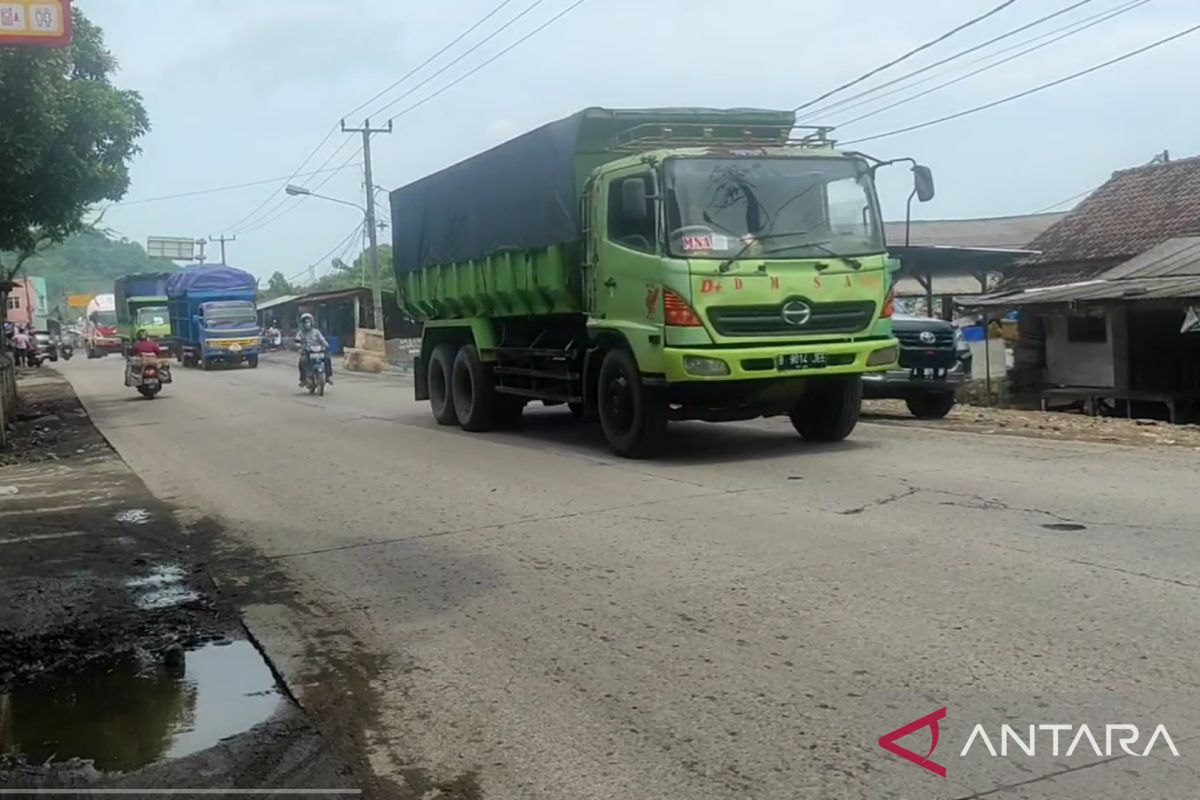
[
  {"left": 862, "top": 301, "right": 970, "bottom": 419},
  {"left": 33, "top": 330, "right": 58, "bottom": 363}
]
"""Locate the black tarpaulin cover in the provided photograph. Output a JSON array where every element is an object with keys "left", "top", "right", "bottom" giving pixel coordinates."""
[{"left": 389, "top": 107, "right": 797, "bottom": 274}]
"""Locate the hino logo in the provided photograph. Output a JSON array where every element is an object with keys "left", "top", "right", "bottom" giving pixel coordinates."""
[
  {"left": 781, "top": 300, "right": 812, "bottom": 327},
  {"left": 919, "top": 330, "right": 937, "bottom": 344}
]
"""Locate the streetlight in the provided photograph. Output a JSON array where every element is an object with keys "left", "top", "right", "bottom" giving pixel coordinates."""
[{"left": 285, "top": 186, "right": 383, "bottom": 334}]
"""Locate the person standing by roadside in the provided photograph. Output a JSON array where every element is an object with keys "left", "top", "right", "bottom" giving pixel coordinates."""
[{"left": 11, "top": 326, "right": 32, "bottom": 366}]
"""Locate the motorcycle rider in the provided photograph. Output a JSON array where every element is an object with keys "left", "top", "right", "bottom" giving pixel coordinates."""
[
  {"left": 130, "top": 328, "right": 162, "bottom": 357},
  {"left": 295, "top": 313, "right": 332, "bottom": 386}
]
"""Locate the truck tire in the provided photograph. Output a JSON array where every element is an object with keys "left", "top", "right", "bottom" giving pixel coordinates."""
[
  {"left": 906, "top": 392, "right": 956, "bottom": 419},
  {"left": 246, "top": 355, "right": 259, "bottom": 369},
  {"left": 597, "top": 349, "right": 668, "bottom": 459},
  {"left": 428, "top": 343, "right": 459, "bottom": 426},
  {"left": 790, "top": 375, "right": 862, "bottom": 443},
  {"left": 452, "top": 345, "right": 498, "bottom": 432}
]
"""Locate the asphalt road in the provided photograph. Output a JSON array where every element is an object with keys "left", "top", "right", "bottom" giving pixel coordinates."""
[{"left": 61, "top": 354, "right": 1200, "bottom": 799}]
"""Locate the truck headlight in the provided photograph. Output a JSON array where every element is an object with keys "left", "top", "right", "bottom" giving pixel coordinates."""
[
  {"left": 866, "top": 345, "right": 899, "bottom": 366},
  {"left": 683, "top": 356, "right": 730, "bottom": 376}
]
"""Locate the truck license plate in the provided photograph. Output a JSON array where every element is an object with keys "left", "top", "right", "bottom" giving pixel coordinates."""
[{"left": 778, "top": 353, "right": 828, "bottom": 371}]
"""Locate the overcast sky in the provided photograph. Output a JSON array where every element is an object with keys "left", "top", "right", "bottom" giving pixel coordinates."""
[{"left": 86, "top": 0, "right": 1197, "bottom": 282}]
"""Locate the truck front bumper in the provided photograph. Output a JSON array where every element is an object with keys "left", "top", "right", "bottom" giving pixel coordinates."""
[{"left": 659, "top": 339, "right": 899, "bottom": 383}]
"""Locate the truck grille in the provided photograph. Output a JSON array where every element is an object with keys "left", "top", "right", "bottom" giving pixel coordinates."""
[
  {"left": 895, "top": 329, "right": 955, "bottom": 348},
  {"left": 708, "top": 300, "right": 876, "bottom": 337}
]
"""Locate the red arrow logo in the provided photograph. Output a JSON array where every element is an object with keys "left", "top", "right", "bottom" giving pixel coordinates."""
[{"left": 878, "top": 707, "right": 948, "bottom": 777}]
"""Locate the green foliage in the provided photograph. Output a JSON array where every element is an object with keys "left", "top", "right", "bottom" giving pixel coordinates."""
[
  {"left": 303, "top": 245, "right": 395, "bottom": 293},
  {"left": 14, "top": 229, "right": 171, "bottom": 313},
  {"left": 0, "top": 9, "right": 150, "bottom": 278},
  {"left": 262, "top": 271, "right": 296, "bottom": 299}
]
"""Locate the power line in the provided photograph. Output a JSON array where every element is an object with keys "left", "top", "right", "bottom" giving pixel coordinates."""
[
  {"left": 219, "top": 0, "right": 523, "bottom": 237},
  {"left": 291, "top": 221, "right": 366, "bottom": 285},
  {"left": 236, "top": 145, "right": 365, "bottom": 237},
  {"left": 218, "top": 124, "right": 340, "bottom": 234},
  {"left": 809, "top": 0, "right": 1147, "bottom": 125},
  {"left": 366, "top": 0, "right": 552, "bottom": 120},
  {"left": 230, "top": 138, "right": 360, "bottom": 235},
  {"left": 834, "top": 0, "right": 1147, "bottom": 129},
  {"left": 840, "top": 22, "right": 1200, "bottom": 146},
  {"left": 1031, "top": 187, "right": 1094, "bottom": 214},
  {"left": 793, "top": 0, "right": 1020, "bottom": 113},
  {"left": 796, "top": 0, "right": 1097, "bottom": 122},
  {"left": 384, "top": 0, "right": 590, "bottom": 125},
  {"left": 109, "top": 163, "right": 362, "bottom": 207},
  {"left": 341, "top": 0, "right": 519, "bottom": 121}
]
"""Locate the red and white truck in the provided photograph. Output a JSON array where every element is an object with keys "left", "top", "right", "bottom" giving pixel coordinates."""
[{"left": 84, "top": 293, "right": 122, "bottom": 358}]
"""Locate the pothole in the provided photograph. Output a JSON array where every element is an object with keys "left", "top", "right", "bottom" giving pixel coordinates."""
[
  {"left": 1040, "top": 523, "right": 1088, "bottom": 531},
  {"left": 0, "top": 640, "right": 284, "bottom": 771}
]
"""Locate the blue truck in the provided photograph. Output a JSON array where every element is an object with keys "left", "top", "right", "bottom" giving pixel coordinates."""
[{"left": 166, "top": 266, "right": 261, "bottom": 369}]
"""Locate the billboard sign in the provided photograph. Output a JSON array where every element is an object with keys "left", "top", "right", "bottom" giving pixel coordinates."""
[
  {"left": 66, "top": 293, "right": 93, "bottom": 309},
  {"left": 0, "top": 1, "right": 72, "bottom": 47},
  {"left": 147, "top": 236, "right": 198, "bottom": 261}
]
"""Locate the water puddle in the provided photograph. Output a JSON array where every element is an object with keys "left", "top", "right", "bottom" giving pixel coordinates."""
[
  {"left": 115, "top": 508, "right": 152, "bottom": 525},
  {"left": 0, "top": 640, "right": 283, "bottom": 771},
  {"left": 126, "top": 565, "right": 201, "bottom": 610}
]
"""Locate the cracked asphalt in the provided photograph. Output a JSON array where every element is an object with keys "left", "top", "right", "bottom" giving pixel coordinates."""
[{"left": 59, "top": 354, "right": 1200, "bottom": 799}]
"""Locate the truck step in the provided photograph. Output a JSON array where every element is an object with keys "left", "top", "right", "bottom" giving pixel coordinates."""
[
  {"left": 492, "top": 365, "right": 580, "bottom": 381},
  {"left": 495, "top": 386, "right": 583, "bottom": 403}
]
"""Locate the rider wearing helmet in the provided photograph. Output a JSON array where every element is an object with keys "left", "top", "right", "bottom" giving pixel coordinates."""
[
  {"left": 130, "top": 328, "right": 161, "bottom": 357},
  {"left": 295, "top": 313, "right": 333, "bottom": 385}
]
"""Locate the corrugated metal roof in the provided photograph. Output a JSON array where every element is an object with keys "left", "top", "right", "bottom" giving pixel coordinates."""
[
  {"left": 975, "top": 276, "right": 1200, "bottom": 307},
  {"left": 1103, "top": 235, "right": 1200, "bottom": 278},
  {"left": 883, "top": 212, "right": 1066, "bottom": 249},
  {"left": 256, "top": 294, "right": 301, "bottom": 311}
]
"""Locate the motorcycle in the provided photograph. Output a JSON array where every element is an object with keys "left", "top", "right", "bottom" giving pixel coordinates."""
[
  {"left": 59, "top": 340, "right": 74, "bottom": 360},
  {"left": 301, "top": 345, "right": 327, "bottom": 396},
  {"left": 262, "top": 327, "right": 283, "bottom": 351},
  {"left": 125, "top": 355, "right": 172, "bottom": 399}
]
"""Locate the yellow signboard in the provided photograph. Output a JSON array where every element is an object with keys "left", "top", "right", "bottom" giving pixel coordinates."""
[
  {"left": 67, "top": 293, "right": 93, "bottom": 309},
  {"left": 0, "top": 1, "right": 72, "bottom": 47}
]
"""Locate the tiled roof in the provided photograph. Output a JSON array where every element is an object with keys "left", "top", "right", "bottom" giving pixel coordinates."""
[
  {"left": 1025, "top": 156, "right": 1200, "bottom": 264},
  {"left": 883, "top": 212, "right": 1065, "bottom": 249}
]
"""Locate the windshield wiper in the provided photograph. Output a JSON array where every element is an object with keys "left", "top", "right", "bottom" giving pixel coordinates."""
[
  {"left": 718, "top": 231, "right": 808, "bottom": 273},
  {"left": 764, "top": 239, "right": 862, "bottom": 270}
]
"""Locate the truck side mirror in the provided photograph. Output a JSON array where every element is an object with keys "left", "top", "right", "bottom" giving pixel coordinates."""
[
  {"left": 620, "top": 178, "right": 648, "bottom": 223},
  {"left": 913, "top": 165, "right": 935, "bottom": 203}
]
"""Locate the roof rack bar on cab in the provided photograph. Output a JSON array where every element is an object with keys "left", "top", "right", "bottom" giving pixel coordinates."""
[{"left": 605, "top": 122, "right": 837, "bottom": 154}]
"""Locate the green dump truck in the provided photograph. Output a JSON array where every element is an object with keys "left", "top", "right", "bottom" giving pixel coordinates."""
[
  {"left": 115, "top": 272, "right": 173, "bottom": 355},
  {"left": 393, "top": 107, "right": 934, "bottom": 457}
]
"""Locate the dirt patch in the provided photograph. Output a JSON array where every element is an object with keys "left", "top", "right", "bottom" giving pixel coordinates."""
[
  {"left": 0, "top": 370, "right": 359, "bottom": 794},
  {"left": 863, "top": 399, "right": 1200, "bottom": 450}
]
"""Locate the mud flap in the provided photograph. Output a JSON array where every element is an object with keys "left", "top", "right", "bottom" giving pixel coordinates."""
[{"left": 414, "top": 356, "right": 429, "bottom": 401}]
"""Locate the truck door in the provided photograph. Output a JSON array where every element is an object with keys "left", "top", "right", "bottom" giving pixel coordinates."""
[{"left": 594, "top": 168, "right": 662, "bottom": 336}]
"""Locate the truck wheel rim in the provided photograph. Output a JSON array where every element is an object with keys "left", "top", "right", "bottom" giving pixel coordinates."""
[{"left": 605, "top": 374, "right": 634, "bottom": 433}]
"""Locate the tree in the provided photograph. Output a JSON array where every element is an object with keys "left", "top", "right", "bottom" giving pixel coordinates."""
[
  {"left": 16, "top": 230, "right": 170, "bottom": 313},
  {"left": 0, "top": 9, "right": 150, "bottom": 283},
  {"left": 263, "top": 271, "right": 296, "bottom": 299},
  {"left": 304, "top": 245, "right": 395, "bottom": 293}
]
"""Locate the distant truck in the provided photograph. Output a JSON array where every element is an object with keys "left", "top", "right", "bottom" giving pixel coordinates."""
[
  {"left": 115, "top": 273, "right": 173, "bottom": 356},
  {"left": 83, "top": 293, "right": 121, "bottom": 358},
  {"left": 394, "top": 107, "right": 934, "bottom": 457},
  {"left": 166, "top": 266, "right": 261, "bottom": 369}
]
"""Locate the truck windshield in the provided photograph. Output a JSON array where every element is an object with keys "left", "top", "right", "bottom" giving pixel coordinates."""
[
  {"left": 203, "top": 302, "right": 257, "bottom": 331},
  {"left": 665, "top": 157, "right": 883, "bottom": 260},
  {"left": 92, "top": 311, "right": 117, "bottom": 327},
  {"left": 135, "top": 306, "right": 168, "bottom": 327}
]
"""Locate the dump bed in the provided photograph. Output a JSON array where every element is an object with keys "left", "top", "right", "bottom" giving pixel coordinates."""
[{"left": 391, "top": 107, "right": 796, "bottom": 320}]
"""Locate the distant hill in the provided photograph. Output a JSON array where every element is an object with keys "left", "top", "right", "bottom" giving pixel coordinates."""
[{"left": 15, "top": 231, "right": 178, "bottom": 314}]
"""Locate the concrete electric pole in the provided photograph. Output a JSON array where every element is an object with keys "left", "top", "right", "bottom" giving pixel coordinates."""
[
  {"left": 208, "top": 234, "right": 236, "bottom": 265},
  {"left": 341, "top": 118, "right": 392, "bottom": 331}
]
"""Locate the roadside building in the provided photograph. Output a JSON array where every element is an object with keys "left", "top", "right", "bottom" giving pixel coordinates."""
[
  {"left": 256, "top": 288, "right": 416, "bottom": 354},
  {"left": 3, "top": 276, "right": 48, "bottom": 328},
  {"left": 977, "top": 155, "right": 1200, "bottom": 422}
]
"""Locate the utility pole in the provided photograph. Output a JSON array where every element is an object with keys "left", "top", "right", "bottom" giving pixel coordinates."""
[
  {"left": 341, "top": 118, "right": 392, "bottom": 332},
  {"left": 208, "top": 234, "right": 236, "bottom": 265}
]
